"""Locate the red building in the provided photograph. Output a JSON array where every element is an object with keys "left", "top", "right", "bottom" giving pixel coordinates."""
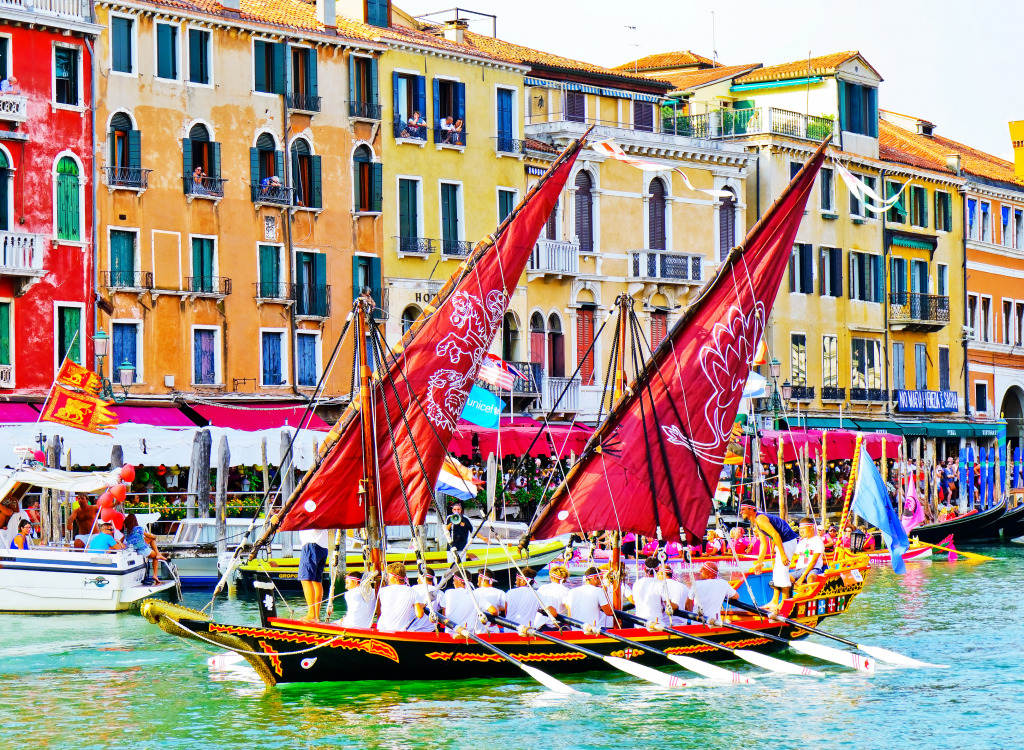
[{"left": 0, "top": 0, "right": 98, "bottom": 399}]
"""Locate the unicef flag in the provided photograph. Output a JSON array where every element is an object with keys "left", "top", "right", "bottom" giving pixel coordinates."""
[{"left": 460, "top": 385, "right": 505, "bottom": 428}]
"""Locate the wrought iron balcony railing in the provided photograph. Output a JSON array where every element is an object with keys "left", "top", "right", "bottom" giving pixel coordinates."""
[
  {"left": 395, "top": 236, "right": 436, "bottom": 255},
  {"left": 479, "top": 361, "right": 539, "bottom": 396},
  {"left": 294, "top": 284, "right": 331, "bottom": 318},
  {"left": 394, "top": 120, "right": 428, "bottom": 142},
  {"left": 849, "top": 387, "right": 888, "bottom": 402},
  {"left": 434, "top": 126, "right": 467, "bottom": 147},
  {"left": 789, "top": 385, "right": 815, "bottom": 400},
  {"left": 183, "top": 175, "right": 227, "bottom": 198},
  {"left": 186, "top": 276, "right": 232, "bottom": 296},
  {"left": 820, "top": 386, "right": 845, "bottom": 401},
  {"left": 286, "top": 92, "right": 321, "bottom": 113},
  {"left": 630, "top": 250, "right": 703, "bottom": 283},
  {"left": 254, "top": 281, "right": 291, "bottom": 300},
  {"left": 889, "top": 292, "right": 950, "bottom": 327},
  {"left": 101, "top": 270, "right": 153, "bottom": 290},
  {"left": 106, "top": 166, "right": 151, "bottom": 190},
  {"left": 441, "top": 239, "right": 473, "bottom": 258},
  {"left": 251, "top": 183, "right": 295, "bottom": 206},
  {"left": 493, "top": 136, "right": 526, "bottom": 154},
  {"left": 348, "top": 100, "right": 382, "bottom": 120}
]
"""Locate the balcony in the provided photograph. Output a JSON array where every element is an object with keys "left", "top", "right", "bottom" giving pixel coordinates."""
[
  {"left": 661, "top": 107, "right": 835, "bottom": 144},
  {"left": 528, "top": 238, "right": 579, "bottom": 279},
  {"left": 0, "top": 95, "right": 27, "bottom": 124},
  {"left": 493, "top": 136, "right": 526, "bottom": 155},
  {"left": 100, "top": 270, "right": 153, "bottom": 291},
  {"left": 395, "top": 236, "right": 436, "bottom": 257},
  {"left": 540, "top": 375, "right": 581, "bottom": 413},
  {"left": 849, "top": 387, "right": 888, "bottom": 402},
  {"left": 441, "top": 239, "right": 473, "bottom": 258},
  {"left": 185, "top": 276, "right": 231, "bottom": 298},
  {"left": 434, "top": 126, "right": 467, "bottom": 148},
  {"left": 0, "top": 231, "right": 45, "bottom": 277},
  {"left": 630, "top": 250, "right": 703, "bottom": 284},
  {"left": 790, "top": 385, "right": 815, "bottom": 401},
  {"left": 105, "top": 166, "right": 151, "bottom": 191},
  {"left": 183, "top": 175, "right": 227, "bottom": 200},
  {"left": 0, "top": 364, "right": 12, "bottom": 388},
  {"left": 889, "top": 292, "right": 950, "bottom": 332},
  {"left": 348, "top": 101, "right": 382, "bottom": 120},
  {"left": 821, "top": 386, "right": 845, "bottom": 401},
  {"left": 293, "top": 284, "right": 330, "bottom": 318},
  {"left": 286, "top": 92, "right": 321, "bottom": 114},
  {"left": 251, "top": 183, "right": 295, "bottom": 207},
  {"left": 351, "top": 285, "right": 387, "bottom": 321},
  {"left": 393, "top": 120, "right": 427, "bottom": 143},
  {"left": 479, "top": 361, "right": 539, "bottom": 399},
  {"left": 0, "top": 0, "right": 92, "bottom": 22},
  {"left": 253, "top": 281, "right": 292, "bottom": 301}
]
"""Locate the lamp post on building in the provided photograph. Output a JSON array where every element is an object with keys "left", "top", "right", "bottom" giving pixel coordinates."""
[
  {"left": 92, "top": 330, "right": 134, "bottom": 403},
  {"left": 766, "top": 357, "right": 791, "bottom": 430}
]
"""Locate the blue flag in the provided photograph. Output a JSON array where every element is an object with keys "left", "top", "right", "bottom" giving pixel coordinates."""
[
  {"left": 852, "top": 444, "right": 908, "bottom": 574},
  {"left": 460, "top": 385, "right": 505, "bottom": 428}
]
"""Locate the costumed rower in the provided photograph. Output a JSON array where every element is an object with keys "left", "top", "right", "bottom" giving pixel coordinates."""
[
  {"left": 599, "top": 565, "right": 633, "bottom": 629},
  {"left": 631, "top": 557, "right": 668, "bottom": 626},
  {"left": 338, "top": 573, "right": 375, "bottom": 629},
  {"left": 473, "top": 568, "right": 506, "bottom": 633},
  {"left": 660, "top": 563, "right": 689, "bottom": 626},
  {"left": 409, "top": 567, "right": 441, "bottom": 632},
  {"left": 684, "top": 561, "right": 738, "bottom": 624},
  {"left": 532, "top": 564, "right": 570, "bottom": 630},
  {"left": 564, "top": 566, "right": 614, "bottom": 630},
  {"left": 440, "top": 574, "right": 477, "bottom": 634},
  {"left": 376, "top": 562, "right": 427, "bottom": 632},
  {"left": 504, "top": 567, "right": 539, "bottom": 629},
  {"left": 739, "top": 503, "right": 799, "bottom": 611}
]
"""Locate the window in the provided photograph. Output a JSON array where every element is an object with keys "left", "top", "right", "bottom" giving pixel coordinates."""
[
  {"left": 547, "top": 313, "right": 565, "bottom": 377},
  {"left": 433, "top": 78, "right": 466, "bottom": 145},
  {"left": 297, "top": 251, "right": 329, "bottom": 317},
  {"left": 1016, "top": 208, "right": 1024, "bottom": 249},
  {"left": 851, "top": 337, "right": 881, "bottom": 389},
  {"left": 910, "top": 185, "right": 928, "bottom": 228},
  {"left": 574, "top": 171, "right": 593, "bottom": 253},
  {"left": 576, "top": 305, "right": 595, "bottom": 385},
  {"left": 910, "top": 259, "right": 929, "bottom": 295},
  {"left": 648, "top": 178, "right": 666, "bottom": 251},
  {"left": 975, "top": 381, "right": 988, "bottom": 413},
  {"left": 788, "top": 243, "right": 813, "bottom": 294},
  {"left": 0, "top": 38, "right": 7, "bottom": 83},
  {"left": 822, "top": 335, "right": 838, "bottom": 388},
  {"left": 790, "top": 334, "right": 806, "bottom": 386},
  {"left": 55, "top": 156, "right": 80, "bottom": 241},
  {"left": 401, "top": 306, "right": 420, "bottom": 335},
  {"left": 290, "top": 47, "right": 318, "bottom": 108},
  {"left": 1017, "top": 302, "right": 1024, "bottom": 346},
  {"left": 915, "top": 343, "right": 927, "bottom": 390},
  {"left": 349, "top": 56, "right": 379, "bottom": 118},
  {"left": 565, "top": 90, "right": 585, "bottom": 123},
  {"left": 496, "top": 88, "right": 515, "bottom": 151},
  {"left": 183, "top": 123, "right": 222, "bottom": 196},
  {"left": 0, "top": 301, "right": 10, "bottom": 369},
  {"left": 790, "top": 162, "right": 801, "bottom": 181},
  {"left": 353, "top": 146, "right": 382, "bottom": 212},
  {"left": 967, "top": 293, "right": 978, "bottom": 339},
  {"left": 191, "top": 237, "right": 215, "bottom": 293},
  {"left": 935, "top": 191, "right": 952, "bottom": 232},
  {"left": 939, "top": 346, "right": 950, "bottom": 391},
  {"left": 838, "top": 81, "right": 878, "bottom": 137},
  {"left": 188, "top": 29, "right": 211, "bottom": 85},
  {"left": 633, "top": 101, "right": 654, "bottom": 132},
  {"left": 258, "top": 244, "right": 281, "bottom": 298},
  {"left": 819, "top": 247, "right": 842, "bottom": 297},
  {"left": 650, "top": 311, "right": 667, "bottom": 349},
  {"left": 981, "top": 202, "right": 992, "bottom": 242},
  {"left": 392, "top": 72, "right": 426, "bottom": 140},
  {"left": 718, "top": 188, "right": 736, "bottom": 261},
  {"left": 886, "top": 181, "right": 907, "bottom": 224},
  {"left": 890, "top": 257, "right": 907, "bottom": 295},
  {"left": 156, "top": 23, "right": 179, "bottom": 80},
  {"left": 250, "top": 133, "right": 284, "bottom": 202},
  {"left": 108, "top": 112, "right": 142, "bottom": 186},
  {"left": 1002, "top": 206, "right": 1012, "bottom": 247},
  {"left": 290, "top": 139, "right": 322, "bottom": 209},
  {"left": 111, "top": 16, "right": 134, "bottom": 74},
  {"left": 498, "top": 188, "right": 516, "bottom": 224},
  {"left": 892, "top": 342, "right": 905, "bottom": 391},
  {"left": 501, "top": 312, "right": 520, "bottom": 362},
  {"left": 397, "top": 178, "right": 420, "bottom": 247},
  {"left": 849, "top": 252, "right": 883, "bottom": 302},
  {"left": 366, "top": 0, "right": 388, "bottom": 27},
  {"left": 56, "top": 305, "right": 82, "bottom": 365},
  {"left": 967, "top": 198, "right": 978, "bottom": 239},
  {"left": 54, "top": 46, "right": 80, "bottom": 106},
  {"left": 254, "top": 40, "right": 284, "bottom": 95},
  {"left": 440, "top": 182, "right": 462, "bottom": 254},
  {"left": 544, "top": 200, "right": 559, "bottom": 240},
  {"left": 849, "top": 173, "right": 875, "bottom": 217},
  {"left": 981, "top": 296, "right": 991, "bottom": 342},
  {"left": 937, "top": 264, "right": 948, "bottom": 297},
  {"left": 109, "top": 229, "right": 136, "bottom": 287},
  {"left": 296, "top": 332, "right": 319, "bottom": 387},
  {"left": 819, "top": 167, "right": 834, "bottom": 212},
  {"left": 1005, "top": 300, "right": 1014, "bottom": 344},
  {"left": 351, "top": 254, "right": 381, "bottom": 315},
  {"left": 112, "top": 322, "right": 139, "bottom": 383},
  {"left": 193, "top": 328, "right": 217, "bottom": 385},
  {"left": 261, "top": 331, "right": 285, "bottom": 386}
]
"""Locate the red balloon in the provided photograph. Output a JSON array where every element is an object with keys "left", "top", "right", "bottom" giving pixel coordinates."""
[
  {"left": 108, "top": 511, "right": 125, "bottom": 531},
  {"left": 110, "top": 483, "right": 127, "bottom": 502},
  {"left": 32, "top": 450, "right": 45, "bottom": 463},
  {"left": 100, "top": 505, "right": 115, "bottom": 522},
  {"left": 97, "top": 492, "right": 114, "bottom": 509},
  {"left": 120, "top": 464, "right": 136, "bottom": 483}
]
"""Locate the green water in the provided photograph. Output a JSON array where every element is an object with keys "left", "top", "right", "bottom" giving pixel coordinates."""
[{"left": 3, "top": 547, "right": 1022, "bottom": 750}]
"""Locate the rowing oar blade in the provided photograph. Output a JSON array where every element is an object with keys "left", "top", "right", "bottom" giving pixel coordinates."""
[
  {"left": 854, "top": 645, "right": 947, "bottom": 669},
  {"left": 731, "top": 648, "right": 825, "bottom": 677},
  {"left": 603, "top": 655, "right": 689, "bottom": 688},
  {"left": 661, "top": 653, "right": 756, "bottom": 684},
  {"left": 786, "top": 640, "right": 874, "bottom": 673}
]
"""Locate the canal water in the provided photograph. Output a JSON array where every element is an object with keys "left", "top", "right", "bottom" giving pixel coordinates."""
[{"left": 3, "top": 546, "right": 1022, "bottom": 750}]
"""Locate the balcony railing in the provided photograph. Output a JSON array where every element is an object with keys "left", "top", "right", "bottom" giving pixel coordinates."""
[
  {"left": 105, "top": 166, "right": 151, "bottom": 190},
  {"left": 0, "top": 231, "right": 45, "bottom": 274},
  {"left": 348, "top": 101, "right": 382, "bottom": 120},
  {"left": 186, "top": 276, "right": 232, "bottom": 296},
  {"left": 540, "top": 376, "right": 581, "bottom": 413},
  {"left": 630, "top": 250, "right": 703, "bottom": 283},
  {"left": 434, "top": 126, "right": 467, "bottom": 147},
  {"left": 849, "top": 387, "right": 888, "bottom": 402},
  {"left": 479, "top": 361, "right": 539, "bottom": 396},
  {"left": 889, "top": 292, "right": 950, "bottom": 330},
  {"left": 395, "top": 236, "right": 436, "bottom": 256},
  {"left": 183, "top": 175, "right": 227, "bottom": 198},
  {"left": 0, "top": 364, "right": 12, "bottom": 388},
  {"left": 0, "top": 0, "right": 91, "bottom": 21},
  {"left": 254, "top": 281, "right": 291, "bottom": 300},
  {"left": 493, "top": 136, "right": 526, "bottom": 154},
  {"left": 441, "top": 239, "right": 473, "bottom": 258},
  {"left": 101, "top": 270, "right": 153, "bottom": 290},
  {"left": 820, "top": 386, "right": 845, "bottom": 401},
  {"left": 529, "top": 238, "right": 579, "bottom": 276},
  {"left": 393, "top": 120, "right": 428, "bottom": 142},
  {"left": 251, "top": 183, "right": 295, "bottom": 206},
  {"left": 660, "top": 107, "right": 834, "bottom": 143},
  {"left": 352, "top": 285, "right": 387, "bottom": 321},
  {"left": 0, "top": 95, "right": 27, "bottom": 124},
  {"left": 286, "top": 92, "right": 321, "bottom": 113},
  {"left": 790, "top": 385, "right": 815, "bottom": 401},
  {"left": 294, "top": 284, "right": 331, "bottom": 318}
]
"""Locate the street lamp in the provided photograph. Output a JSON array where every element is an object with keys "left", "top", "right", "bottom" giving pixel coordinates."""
[
  {"left": 763, "top": 358, "right": 790, "bottom": 429},
  {"left": 92, "top": 330, "right": 132, "bottom": 403}
]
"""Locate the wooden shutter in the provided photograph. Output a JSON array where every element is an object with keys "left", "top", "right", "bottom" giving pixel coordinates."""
[
  {"left": 574, "top": 171, "right": 592, "bottom": 252},
  {"left": 274, "top": 150, "right": 284, "bottom": 180},
  {"left": 648, "top": 178, "right": 666, "bottom": 250},
  {"left": 831, "top": 248, "right": 843, "bottom": 298},
  {"left": 650, "top": 311, "right": 667, "bottom": 348},
  {"left": 181, "top": 137, "right": 192, "bottom": 184},
  {"left": 819, "top": 248, "right": 826, "bottom": 296},
  {"left": 307, "top": 48, "right": 318, "bottom": 97},
  {"left": 272, "top": 42, "right": 286, "bottom": 94},
  {"left": 788, "top": 248, "right": 796, "bottom": 292},
  {"left": 249, "top": 147, "right": 260, "bottom": 191},
  {"left": 719, "top": 191, "right": 735, "bottom": 261},
  {"left": 441, "top": 183, "right": 457, "bottom": 245},
  {"left": 497, "top": 88, "right": 513, "bottom": 139},
  {"left": 259, "top": 245, "right": 278, "bottom": 295},
  {"left": 370, "top": 163, "right": 382, "bottom": 212},
  {"left": 939, "top": 347, "right": 950, "bottom": 391},
  {"left": 849, "top": 253, "right": 856, "bottom": 299},
  {"left": 455, "top": 81, "right": 465, "bottom": 123},
  {"left": 310, "top": 155, "right": 322, "bottom": 208},
  {"left": 398, "top": 179, "right": 415, "bottom": 237},
  {"left": 254, "top": 42, "right": 267, "bottom": 91},
  {"left": 550, "top": 333, "right": 565, "bottom": 377},
  {"left": 874, "top": 256, "right": 884, "bottom": 302},
  {"left": 369, "top": 57, "right": 379, "bottom": 107},
  {"left": 415, "top": 76, "right": 426, "bottom": 121},
  {"left": 391, "top": 71, "right": 400, "bottom": 122},
  {"left": 127, "top": 129, "right": 141, "bottom": 169},
  {"left": 800, "top": 244, "right": 813, "bottom": 293},
  {"left": 348, "top": 54, "right": 357, "bottom": 103},
  {"left": 0, "top": 302, "right": 9, "bottom": 366},
  {"left": 577, "top": 308, "right": 595, "bottom": 386},
  {"left": 837, "top": 80, "right": 847, "bottom": 132},
  {"left": 313, "top": 252, "right": 328, "bottom": 316},
  {"left": 432, "top": 77, "right": 440, "bottom": 125},
  {"left": 530, "top": 330, "right": 545, "bottom": 365},
  {"left": 210, "top": 142, "right": 221, "bottom": 179}
]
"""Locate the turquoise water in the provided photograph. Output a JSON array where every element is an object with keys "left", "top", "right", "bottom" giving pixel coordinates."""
[{"left": 3, "top": 546, "right": 1022, "bottom": 750}]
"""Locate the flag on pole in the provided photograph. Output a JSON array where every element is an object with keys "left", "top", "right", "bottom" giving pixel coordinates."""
[
  {"left": 852, "top": 443, "right": 909, "bottom": 574},
  {"left": 901, "top": 475, "right": 925, "bottom": 533},
  {"left": 476, "top": 353, "right": 526, "bottom": 390},
  {"left": 435, "top": 456, "right": 482, "bottom": 501},
  {"left": 40, "top": 385, "right": 118, "bottom": 436},
  {"left": 55, "top": 359, "right": 104, "bottom": 395}
]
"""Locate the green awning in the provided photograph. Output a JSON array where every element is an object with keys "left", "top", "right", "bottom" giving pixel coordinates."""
[
  {"left": 791, "top": 417, "right": 849, "bottom": 430},
  {"left": 853, "top": 419, "right": 902, "bottom": 434},
  {"left": 897, "top": 422, "right": 930, "bottom": 437},
  {"left": 971, "top": 423, "right": 1006, "bottom": 438},
  {"left": 898, "top": 421, "right": 1004, "bottom": 438}
]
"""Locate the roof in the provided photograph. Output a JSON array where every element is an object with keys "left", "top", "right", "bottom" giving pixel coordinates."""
[
  {"left": 733, "top": 51, "right": 879, "bottom": 84},
  {"left": 662, "top": 63, "right": 762, "bottom": 92},
  {"left": 524, "top": 138, "right": 556, "bottom": 154},
  {"left": 879, "top": 116, "right": 1022, "bottom": 188},
  {"left": 614, "top": 50, "right": 719, "bottom": 72}
]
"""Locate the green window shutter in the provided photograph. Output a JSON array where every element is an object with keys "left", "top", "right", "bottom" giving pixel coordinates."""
[
  {"left": 921, "top": 188, "right": 928, "bottom": 228},
  {"left": 313, "top": 252, "right": 327, "bottom": 316},
  {"left": 211, "top": 142, "right": 221, "bottom": 179},
  {"left": 348, "top": 54, "right": 356, "bottom": 102},
  {"left": 837, "top": 81, "right": 847, "bottom": 132},
  {"left": 57, "top": 172, "right": 80, "bottom": 241},
  {"left": 310, "top": 155, "right": 322, "bottom": 208},
  {"left": 181, "top": 137, "right": 192, "bottom": 184},
  {"left": 353, "top": 160, "right": 363, "bottom": 210},
  {"left": 432, "top": 77, "right": 440, "bottom": 125},
  {"left": 370, "top": 255, "right": 381, "bottom": 289},
  {"left": 307, "top": 48, "right": 318, "bottom": 97},
  {"left": 416, "top": 76, "right": 426, "bottom": 120},
  {"left": 391, "top": 70, "right": 400, "bottom": 120},
  {"left": 259, "top": 245, "right": 279, "bottom": 295},
  {"left": 254, "top": 41, "right": 267, "bottom": 92},
  {"left": 273, "top": 42, "right": 286, "bottom": 94},
  {"left": 127, "top": 129, "right": 141, "bottom": 169},
  {"left": 274, "top": 150, "right": 284, "bottom": 179},
  {"left": 188, "top": 29, "right": 200, "bottom": 82},
  {"left": 369, "top": 57, "right": 378, "bottom": 105},
  {"left": 351, "top": 254, "right": 361, "bottom": 290},
  {"left": 945, "top": 194, "right": 953, "bottom": 232},
  {"left": 249, "top": 147, "right": 259, "bottom": 191},
  {"left": 370, "top": 163, "right": 382, "bottom": 212},
  {"left": 0, "top": 302, "right": 9, "bottom": 366},
  {"left": 867, "top": 87, "right": 878, "bottom": 138},
  {"left": 399, "top": 179, "right": 413, "bottom": 237},
  {"left": 456, "top": 81, "right": 466, "bottom": 122},
  {"left": 60, "top": 307, "right": 81, "bottom": 363}
]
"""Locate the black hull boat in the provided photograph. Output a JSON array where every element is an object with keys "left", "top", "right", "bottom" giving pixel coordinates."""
[
  {"left": 998, "top": 501, "right": 1024, "bottom": 541},
  {"left": 910, "top": 501, "right": 1006, "bottom": 544}
]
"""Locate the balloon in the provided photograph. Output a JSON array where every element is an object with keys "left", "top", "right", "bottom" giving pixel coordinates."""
[
  {"left": 32, "top": 450, "right": 45, "bottom": 463},
  {"left": 97, "top": 492, "right": 114, "bottom": 509},
  {"left": 156, "top": 464, "right": 167, "bottom": 476},
  {"left": 100, "top": 505, "right": 115, "bottom": 522},
  {"left": 108, "top": 511, "right": 125, "bottom": 531},
  {"left": 120, "top": 464, "right": 136, "bottom": 483},
  {"left": 110, "top": 483, "right": 127, "bottom": 502}
]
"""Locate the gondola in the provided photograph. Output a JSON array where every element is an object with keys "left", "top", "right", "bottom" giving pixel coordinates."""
[
  {"left": 997, "top": 501, "right": 1024, "bottom": 541},
  {"left": 909, "top": 501, "right": 1006, "bottom": 544}
]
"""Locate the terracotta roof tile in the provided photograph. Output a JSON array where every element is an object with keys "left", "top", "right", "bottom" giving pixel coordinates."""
[
  {"left": 142, "top": 0, "right": 380, "bottom": 39},
  {"left": 662, "top": 63, "right": 761, "bottom": 91},
  {"left": 733, "top": 51, "right": 871, "bottom": 84},
  {"left": 524, "top": 137, "right": 556, "bottom": 154},
  {"left": 614, "top": 50, "right": 718, "bottom": 72}
]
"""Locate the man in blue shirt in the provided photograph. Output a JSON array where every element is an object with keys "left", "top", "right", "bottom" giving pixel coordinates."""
[{"left": 87, "top": 521, "right": 124, "bottom": 552}]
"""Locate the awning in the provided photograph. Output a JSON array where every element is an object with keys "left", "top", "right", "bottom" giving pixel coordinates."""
[
  {"left": 112, "top": 406, "right": 198, "bottom": 428},
  {"left": 188, "top": 403, "right": 329, "bottom": 431},
  {"left": 897, "top": 422, "right": 930, "bottom": 437},
  {"left": 791, "top": 417, "right": 851, "bottom": 430},
  {"left": 0, "top": 403, "right": 40, "bottom": 424},
  {"left": 898, "top": 421, "right": 999, "bottom": 438},
  {"left": 448, "top": 417, "right": 593, "bottom": 459},
  {"left": 853, "top": 419, "right": 903, "bottom": 434}
]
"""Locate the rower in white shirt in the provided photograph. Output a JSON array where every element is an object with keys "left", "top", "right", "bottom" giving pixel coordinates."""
[
  {"left": 504, "top": 568, "right": 540, "bottom": 629},
  {"left": 685, "top": 561, "right": 739, "bottom": 625},
  {"left": 598, "top": 567, "right": 632, "bottom": 630},
  {"left": 376, "top": 563, "right": 427, "bottom": 631},
  {"left": 564, "top": 566, "right": 613, "bottom": 630},
  {"left": 339, "top": 573, "right": 375, "bottom": 629},
  {"left": 409, "top": 567, "right": 441, "bottom": 632},
  {"left": 631, "top": 557, "right": 668, "bottom": 625},
  {"left": 532, "top": 564, "right": 570, "bottom": 630},
  {"left": 660, "top": 563, "right": 689, "bottom": 626},
  {"left": 441, "top": 574, "right": 478, "bottom": 634},
  {"left": 472, "top": 568, "right": 506, "bottom": 633}
]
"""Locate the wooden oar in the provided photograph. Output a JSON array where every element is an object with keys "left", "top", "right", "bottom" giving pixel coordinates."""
[
  {"left": 615, "top": 610, "right": 823, "bottom": 677},
  {"left": 729, "top": 600, "right": 948, "bottom": 668},
  {"left": 679, "top": 608, "right": 873, "bottom": 673},
  {"left": 436, "top": 615, "right": 578, "bottom": 694},
  {"left": 915, "top": 540, "right": 996, "bottom": 562},
  {"left": 488, "top": 615, "right": 688, "bottom": 688}
]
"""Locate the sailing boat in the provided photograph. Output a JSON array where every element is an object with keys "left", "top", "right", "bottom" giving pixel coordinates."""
[{"left": 142, "top": 136, "right": 873, "bottom": 688}]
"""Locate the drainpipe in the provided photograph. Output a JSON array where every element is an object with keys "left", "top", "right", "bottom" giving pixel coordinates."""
[
  {"left": 881, "top": 167, "right": 890, "bottom": 419},
  {"left": 281, "top": 40, "right": 301, "bottom": 400},
  {"left": 85, "top": 37, "right": 98, "bottom": 369}
]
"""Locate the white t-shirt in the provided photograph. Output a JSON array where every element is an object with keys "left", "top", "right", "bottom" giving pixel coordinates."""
[
  {"left": 298, "top": 528, "right": 329, "bottom": 548},
  {"left": 442, "top": 587, "right": 477, "bottom": 633},
  {"left": 504, "top": 586, "right": 540, "bottom": 628},
  {"left": 687, "top": 578, "right": 737, "bottom": 623},
  {"left": 340, "top": 588, "right": 374, "bottom": 629},
  {"left": 376, "top": 583, "right": 426, "bottom": 631},
  {"left": 598, "top": 583, "right": 632, "bottom": 629},
  {"left": 409, "top": 583, "right": 441, "bottom": 632},
  {"left": 532, "top": 581, "right": 570, "bottom": 629},
  {"left": 632, "top": 576, "right": 665, "bottom": 623},
  {"left": 793, "top": 535, "right": 826, "bottom": 570},
  {"left": 472, "top": 586, "right": 506, "bottom": 633},
  {"left": 663, "top": 578, "right": 689, "bottom": 626},
  {"left": 565, "top": 584, "right": 609, "bottom": 627}
]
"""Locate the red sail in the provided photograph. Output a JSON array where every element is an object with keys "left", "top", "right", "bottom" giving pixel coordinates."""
[
  {"left": 280, "top": 144, "right": 583, "bottom": 531},
  {"left": 528, "top": 139, "right": 830, "bottom": 543}
]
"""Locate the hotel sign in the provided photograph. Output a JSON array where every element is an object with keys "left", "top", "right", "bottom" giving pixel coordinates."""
[{"left": 895, "top": 389, "right": 958, "bottom": 413}]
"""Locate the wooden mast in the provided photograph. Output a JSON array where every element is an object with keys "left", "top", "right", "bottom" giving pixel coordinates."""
[
  {"left": 609, "top": 293, "right": 631, "bottom": 610},
  {"left": 355, "top": 293, "right": 383, "bottom": 575}
]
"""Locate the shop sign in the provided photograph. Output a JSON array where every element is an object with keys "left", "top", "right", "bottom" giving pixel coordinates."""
[{"left": 895, "top": 389, "right": 958, "bottom": 412}]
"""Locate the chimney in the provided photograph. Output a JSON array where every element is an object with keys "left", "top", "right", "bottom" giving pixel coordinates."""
[
  {"left": 1011, "top": 120, "right": 1024, "bottom": 181},
  {"left": 316, "top": 0, "right": 336, "bottom": 27},
  {"left": 441, "top": 18, "right": 469, "bottom": 44},
  {"left": 945, "top": 153, "right": 961, "bottom": 176}
]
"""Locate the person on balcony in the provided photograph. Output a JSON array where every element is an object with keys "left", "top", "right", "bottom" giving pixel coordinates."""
[
  {"left": 440, "top": 116, "right": 464, "bottom": 145},
  {"left": 403, "top": 110, "right": 425, "bottom": 139},
  {"left": 191, "top": 166, "right": 207, "bottom": 195},
  {"left": 0, "top": 76, "right": 19, "bottom": 94}
]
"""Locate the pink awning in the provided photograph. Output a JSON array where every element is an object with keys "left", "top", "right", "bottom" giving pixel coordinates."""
[
  {"left": 751, "top": 429, "right": 903, "bottom": 463},
  {"left": 0, "top": 403, "right": 40, "bottom": 423},
  {"left": 112, "top": 406, "right": 197, "bottom": 427},
  {"left": 190, "top": 403, "right": 329, "bottom": 431}
]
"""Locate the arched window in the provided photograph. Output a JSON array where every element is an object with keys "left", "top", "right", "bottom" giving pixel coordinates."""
[
  {"left": 547, "top": 312, "right": 565, "bottom": 378},
  {"left": 290, "top": 138, "right": 321, "bottom": 208},
  {"left": 575, "top": 291, "right": 596, "bottom": 385},
  {"left": 256, "top": 133, "right": 278, "bottom": 179},
  {"left": 108, "top": 112, "right": 141, "bottom": 187},
  {"left": 529, "top": 312, "right": 545, "bottom": 371},
  {"left": 501, "top": 312, "right": 519, "bottom": 362},
  {"left": 183, "top": 123, "right": 223, "bottom": 196},
  {"left": 0, "top": 149, "right": 9, "bottom": 231},
  {"left": 648, "top": 177, "right": 666, "bottom": 250},
  {"left": 353, "top": 145, "right": 381, "bottom": 213},
  {"left": 56, "top": 156, "right": 80, "bottom": 241},
  {"left": 719, "top": 187, "right": 736, "bottom": 262},
  {"left": 401, "top": 304, "right": 421, "bottom": 335},
  {"left": 574, "top": 171, "right": 593, "bottom": 253}
]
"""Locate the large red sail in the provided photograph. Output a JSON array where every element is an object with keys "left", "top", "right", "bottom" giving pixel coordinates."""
[
  {"left": 528, "top": 138, "right": 831, "bottom": 543},
  {"left": 277, "top": 142, "right": 584, "bottom": 532}
]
